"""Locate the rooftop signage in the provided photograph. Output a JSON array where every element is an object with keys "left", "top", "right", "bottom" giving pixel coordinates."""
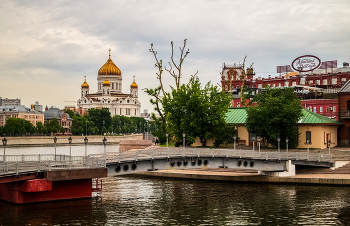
[{"left": 291, "top": 55, "right": 321, "bottom": 72}]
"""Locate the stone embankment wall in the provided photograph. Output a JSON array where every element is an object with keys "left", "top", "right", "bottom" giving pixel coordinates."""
[
  {"left": 119, "top": 140, "right": 153, "bottom": 152},
  {"left": 2, "top": 134, "right": 143, "bottom": 146}
]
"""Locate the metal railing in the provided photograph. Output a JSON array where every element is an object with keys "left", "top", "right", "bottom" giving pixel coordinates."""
[
  {"left": 0, "top": 148, "right": 332, "bottom": 176},
  {"left": 0, "top": 154, "right": 105, "bottom": 176},
  {"left": 92, "top": 148, "right": 332, "bottom": 163}
]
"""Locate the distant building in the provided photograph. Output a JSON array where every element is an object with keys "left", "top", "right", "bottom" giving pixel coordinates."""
[
  {"left": 77, "top": 49, "right": 141, "bottom": 117},
  {"left": 141, "top": 109, "right": 151, "bottom": 119},
  {"left": 0, "top": 105, "right": 44, "bottom": 127},
  {"left": 0, "top": 97, "right": 21, "bottom": 106},
  {"left": 44, "top": 107, "right": 72, "bottom": 133},
  {"left": 31, "top": 101, "right": 43, "bottom": 112}
]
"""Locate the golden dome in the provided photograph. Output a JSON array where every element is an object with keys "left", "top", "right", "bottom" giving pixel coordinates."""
[
  {"left": 98, "top": 49, "right": 121, "bottom": 76},
  {"left": 81, "top": 76, "right": 89, "bottom": 88},
  {"left": 130, "top": 75, "right": 138, "bottom": 88},
  {"left": 130, "top": 82, "right": 138, "bottom": 88},
  {"left": 102, "top": 78, "right": 111, "bottom": 86}
]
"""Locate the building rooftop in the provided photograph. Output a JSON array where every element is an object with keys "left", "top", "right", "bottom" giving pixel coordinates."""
[{"left": 225, "top": 107, "right": 340, "bottom": 125}]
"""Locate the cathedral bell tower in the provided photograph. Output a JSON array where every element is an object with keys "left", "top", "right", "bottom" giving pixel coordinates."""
[
  {"left": 130, "top": 75, "right": 138, "bottom": 98},
  {"left": 81, "top": 76, "right": 89, "bottom": 97}
]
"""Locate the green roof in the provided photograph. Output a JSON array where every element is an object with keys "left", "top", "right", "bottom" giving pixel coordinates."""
[{"left": 225, "top": 107, "right": 341, "bottom": 125}]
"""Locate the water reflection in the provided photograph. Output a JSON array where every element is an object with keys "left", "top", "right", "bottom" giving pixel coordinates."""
[{"left": 1, "top": 175, "right": 350, "bottom": 225}]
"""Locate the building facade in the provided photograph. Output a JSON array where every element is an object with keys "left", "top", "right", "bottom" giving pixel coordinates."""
[
  {"left": 0, "top": 97, "right": 21, "bottom": 106},
  {"left": 221, "top": 63, "right": 350, "bottom": 119},
  {"left": 0, "top": 105, "right": 44, "bottom": 127},
  {"left": 44, "top": 107, "right": 72, "bottom": 133},
  {"left": 77, "top": 50, "right": 141, "bottom": 117}
]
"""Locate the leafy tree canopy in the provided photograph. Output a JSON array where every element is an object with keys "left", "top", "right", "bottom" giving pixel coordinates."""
[
  {"left": 246, "top": 87, "right": 303, "bottom": 148},
  {"left": 162, "top": 76, "right": 232, "bottom": 146}
]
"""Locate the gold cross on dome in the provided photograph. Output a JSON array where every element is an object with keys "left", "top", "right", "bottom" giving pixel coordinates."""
[{"left": 108, "top": 48, "right": 111, "bottom": 57}]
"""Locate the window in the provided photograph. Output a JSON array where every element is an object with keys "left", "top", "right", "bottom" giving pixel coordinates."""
[
  {"left": 127, "top": 100, "right": 130, "bottom": 103},
  {"left": 300, "top": 78, "right": 305, "bottom": 85},
  {"left": 107, "top": 89, "right": 109, "bottom": 94},
  {"left": 292, "top": 81, "right": 296, "bottom": 86},
  {"left": 258, "top": 84, "right": 262, "bottom": 88},
  {"left": 309, "top": 80, "right": 313, "bottom": 84},
  {"left": 323, "top": 79, "right": 327, "bottom": 85},
  {"left": 135, "top": 109, "right": 136, "bottom": 115},
  {"left": 120, "top": 109, "right": 122, "bottom": 115},
  {"left": 332, "top": 78, "right": 337, "bottom": 84},
  {"left": 284, "top": 81, "right": 289, "bottom": 87},
  {"left": 316, "top": 80, "right": 320, "bottom": 85},
  {"left": 313, "top": 107, "right": 317, "bottom": 112},
  {"left": 272, "top": 84, "right": 276, "bottom": 87},
  {"left": 81, "top": 91, "right": 83, "bottom": 96},
  {"left": 278, "top": 83, "right": 281, "bottom": 87},
  {"left": 320, "top": 107, "right": 323, "bottom": 112},
  {"left": 112, "top": 83, "right": 114, "bottom": 89},
  {"left": 333, "top": 106, "right": 336, "bottom": 112},
  {"left": 342, "top": 78, "right": 347, "bottom": 84},
  {"left": 347, "top": 100, "right": 350, "bottom": 111},
  {"left": 306, "top": 131, "right": 311, "bottom": 144}
]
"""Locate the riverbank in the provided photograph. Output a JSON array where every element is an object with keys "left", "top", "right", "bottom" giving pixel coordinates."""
[{"left": 1, "top": 134, "right": 143, "bottom": 147}]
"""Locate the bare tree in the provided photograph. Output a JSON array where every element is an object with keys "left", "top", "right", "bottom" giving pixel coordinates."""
[{"left": 144, "top": 39, "right": 198, "bottom": 133}]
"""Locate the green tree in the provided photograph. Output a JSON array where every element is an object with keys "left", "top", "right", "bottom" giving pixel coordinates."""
[
  {"left": 88, "top": 108, "right": 111, "bottom": 131},
  {"left": 145, "top": 39, "right": 197, "bottom": 134},
  {"left": 64, "top": 109, "right": 75, "bottom": 118},
  {"left": 36, "top": 121, "right": 44, "bottom": 134},
  {"left": 42, "top": 126, "right": 48, "bottom": 135},
  {"left": 162, "top": 76, "right": 232, "bottom": 146},
  {"left": 102, "top": 126, "right": 107, "bottom": 134},
  {"left": 246, "top": 87, "right": 303, "bottom": 148},
  {"left": 108, "top": 126, "right": 113, "bottom": 133}
]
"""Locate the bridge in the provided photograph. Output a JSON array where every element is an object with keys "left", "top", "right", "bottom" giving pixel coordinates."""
[{"left": 0, "top": 148, "right": 333, "bottom": 204}]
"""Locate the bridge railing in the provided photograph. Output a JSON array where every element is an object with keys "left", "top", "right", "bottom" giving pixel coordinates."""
[
  {"left": 0, "top": 156, "right": 106, "bottom": 176},
  {"left": 98, "top": 148, "right": 332, "bottom": 163}
]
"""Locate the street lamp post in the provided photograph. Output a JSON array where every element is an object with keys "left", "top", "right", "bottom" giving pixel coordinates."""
[
  {"left": 306, "top": 139, "right": 310, "bottom": 159},
  {"left": 257, "top": 136, "right": 261, "bottom": 152},
  {"left": 233, "top": 135, "right": 237, "bottom": 151},
  {"left": 84, "top": 136, "right": 88, "bottom": 157},
  {"left": 53, "top": 136, "right": 57, "bottom": 161},
  {"left": 182, "top": 131, "right": 186, "bottom": 156},
  {"left": 103, "top": 137, "right": 107, "bottom": 167},
  {"left": 328, "top": 140, "right": 332, "bottom": 155},
  {"left": 166, "top": 131, "right": 169, "bottom": 150},
  {"left": 85, "top": 120, "right": 88, "bottom": 136},
  {"left": 277, "top": 136, "right": 281, "bottom": 153},
  {"left": 286, "top": 137, "right": 289, "bottom": 153},
  {"left": 68, "top": 137, "right": 72, "bottom": 157},
  {"left": 252, "top": 135, "right": 256, "bottom": 152},
  {"left": 2, "top": 137, "right": 7, "bottom": 162}
]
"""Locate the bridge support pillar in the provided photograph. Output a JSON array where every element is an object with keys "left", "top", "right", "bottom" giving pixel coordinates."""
[
  {"left": 262, "top": 160, "right": 295, "bottom": 177},
  {"left": 0, "top": 178, "right": 92, "bottom": 204}
]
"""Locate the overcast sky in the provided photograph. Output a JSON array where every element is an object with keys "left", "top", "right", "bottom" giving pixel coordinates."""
[{"left": 0, "top": 0, "right": 349, "bottom": 113}]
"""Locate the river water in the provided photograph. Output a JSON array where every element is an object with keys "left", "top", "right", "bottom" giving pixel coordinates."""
[{"left": 1, "top": 146, "right": 350, "bottom": 225}]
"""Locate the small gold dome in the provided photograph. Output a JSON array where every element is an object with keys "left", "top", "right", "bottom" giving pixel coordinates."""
[
  {"left": 102, "top": 78, "right": 111, "bottom": 86},
  {"left": 81, "top": 76, "right": 89, "bottom": 88},
  {"left": 98, "top": 49, "right": 121, "bottom": 76},
  {"left": 130, "top": 82, "right": 138, "bottom": 88},
  {"left": 130, "top": 76, "right": 138, "bottom": 88}
]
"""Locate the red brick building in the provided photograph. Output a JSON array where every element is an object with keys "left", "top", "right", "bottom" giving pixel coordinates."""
[{"left": 221, "top": 63, "right": 350, "bottom": 120}]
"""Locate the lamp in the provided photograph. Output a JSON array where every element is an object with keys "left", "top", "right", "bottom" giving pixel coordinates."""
[
  {"left": 68, "top": 137, "right": 72, "bottom": 157},
  {"left": 277, "top": 136, "right": 281, "bottom": 152},
  {"left": 84, "top": 136, "right": 88, "bottom": 157},
  {"left": 286, "top": 137, "right": 289, "bottom": 152},
  {"left": 53, "top": 136, "right": 57, "bottom": 161},
  {"left": 2, "top": 137, "right": 7, "bottom": 162}
]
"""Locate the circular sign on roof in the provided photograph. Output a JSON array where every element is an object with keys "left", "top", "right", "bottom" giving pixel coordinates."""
[{"left": 291, "top": 55, "right": 321, "bottom": 72}]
